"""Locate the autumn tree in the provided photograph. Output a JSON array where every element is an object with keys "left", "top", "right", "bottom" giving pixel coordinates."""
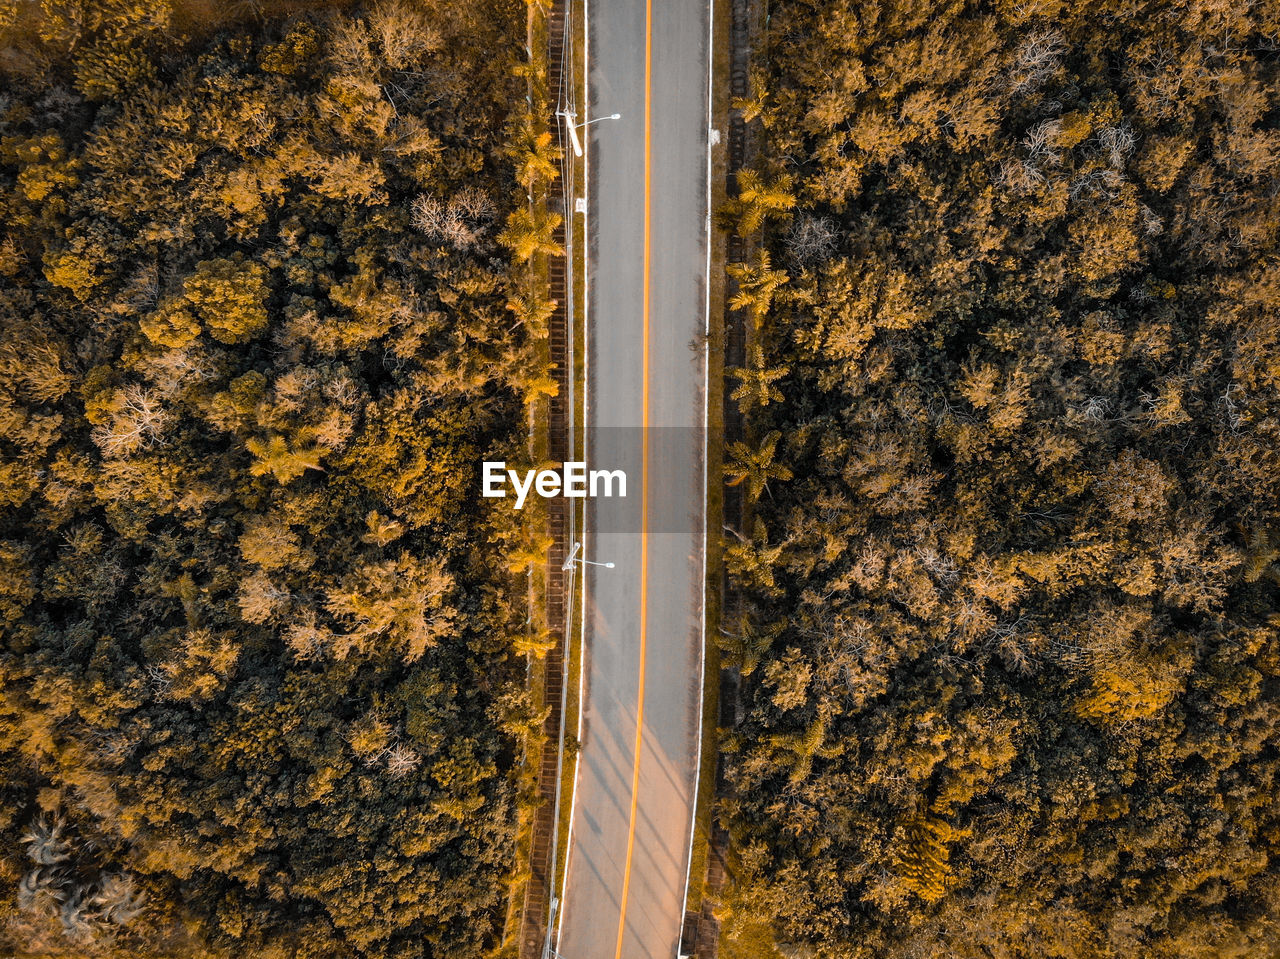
[
  {"left": 719, "top": 0, "right": 1280, "bottom": 955},
  {"left": 0, "top": 1, "right": 549, "bottom": 956}
]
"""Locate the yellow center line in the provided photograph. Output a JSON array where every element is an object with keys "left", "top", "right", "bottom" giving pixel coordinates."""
[{"left": 614, "top": 0, "right": 652, "bottom": 955}]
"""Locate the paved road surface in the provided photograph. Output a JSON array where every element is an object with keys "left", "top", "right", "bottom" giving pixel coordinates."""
[{"left": 556, "top": 1, "right": 711, "bottom": 958}]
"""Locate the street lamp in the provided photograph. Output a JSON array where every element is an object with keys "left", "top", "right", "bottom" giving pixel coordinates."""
[
  {"left": 556, "top": 110, "right": 621, "bottom": 158},
  {"left": 561, "top": 541, "right": 615, "bottom": 571}
]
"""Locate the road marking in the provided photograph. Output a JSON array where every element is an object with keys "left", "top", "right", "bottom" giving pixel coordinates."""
[{"left": 614, "top": 0, "right": 653, "bottom": 953}]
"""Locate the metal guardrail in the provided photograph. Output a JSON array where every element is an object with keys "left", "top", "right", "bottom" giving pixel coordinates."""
[{"left": 679, "top": 0, "right": 759, "bottom": 956}]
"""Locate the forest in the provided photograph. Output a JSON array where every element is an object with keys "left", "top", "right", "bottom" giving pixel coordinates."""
[
  {"left": 0, "top": 0, "right": 557, "bottom": 956},
  {"left": 720, "top": 0, "right": 1280, "bottom": 956}
]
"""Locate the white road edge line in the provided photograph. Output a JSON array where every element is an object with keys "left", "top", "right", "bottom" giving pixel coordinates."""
[
  {"left": 555, "top": 0, "right": 590, "bottom": 949},
  {"left": 675, "top": 0, "right": 715, "bottom": 953}
]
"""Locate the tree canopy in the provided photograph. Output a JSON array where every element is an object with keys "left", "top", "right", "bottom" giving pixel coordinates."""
[
  {"left": 0, "top": 1, "right": 550, "bottom": 956},
  {"left": 721, "top": 0, "right": 1280, "bottom": 955}
]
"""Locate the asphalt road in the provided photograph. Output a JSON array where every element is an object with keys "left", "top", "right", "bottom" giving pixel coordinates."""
[{"left": 556, "top": 1, "right": 712, "bottom": 958}]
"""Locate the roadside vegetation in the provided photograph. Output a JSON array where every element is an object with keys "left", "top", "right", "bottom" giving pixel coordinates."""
[
  {"left": 0, "top": 1, "right": 559, "bottom": 956},
  {"left": 720, "top": 0, "right": 1280, "bottom": 955}
]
